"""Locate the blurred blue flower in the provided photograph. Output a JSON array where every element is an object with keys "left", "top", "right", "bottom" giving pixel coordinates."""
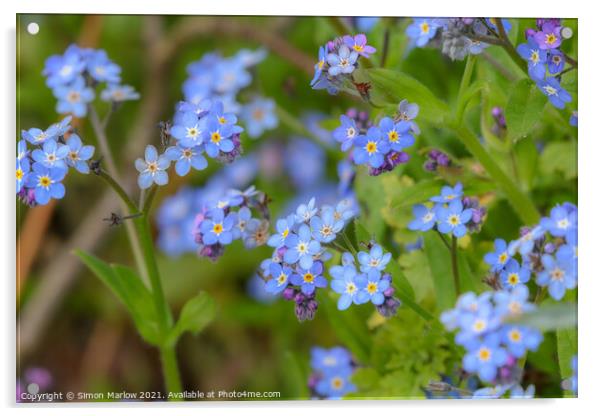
[
  {"left": 100, "top": 84, "right": 140, "bottom": 102},
  {"left": 408, "top": 204, "right": 436, "bottom": 231},
  {"left": 52, "top": 76, "right": 94, "bottom": 117},
  {"left": 86, "top": 49, "right": 121, "bottom": 83},
  {"left": 241, "top": 97, "right": 278, "bottom": 138},
  {"left": 536, "top": 254, "right": 577, "bottom": 300},
  {"left": 333, "top": 115, "right": 359, "bottom": 151}
]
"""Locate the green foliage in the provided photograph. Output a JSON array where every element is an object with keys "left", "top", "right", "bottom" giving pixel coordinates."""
[
  {"left": 507, "top": 301, "right": 577, "bottom": 331},
  {"left": 75, "top": 250, "right": 161, "bottom": 346},
  {"left": 539, "top": 141, "right": 578, "bottom": 180},
  {"left": 348, "top": 308, "right": 453, "bottom": 399},
  {"left": 505, "top": 78, "right": 548, "bottom": 142},
  {"left": 166, "top": 291, "right": 216, "bottom": 346}
]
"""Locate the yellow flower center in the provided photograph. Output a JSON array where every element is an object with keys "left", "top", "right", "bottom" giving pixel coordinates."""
[
  {"left": 183, "top": 149, "right": 193, "bottom": 158},
  {"left": 422, "top": 212, "right": 434, "bottom": 223},
  {"left": 331, "top": 377, "right": 344, "bottom": 390},
  {"left": 212, "top": 223, "right": 224, "bottom": 235},
  {"left": 498, "top": 253, "right": 508, "bottom": 264},
  {"left": 509, "top": 329, "right": 522, "bottom": 342},
  {"left": 282, "top": 228, "right": 289, "bottom": 238},
  {"left": 277, "top": 273, "right": 287, "bottom": 285},
  {"left": 478, "top": 347, "right": 491, "bottom": 362},
  {"left": 317, "top": 59, "right": 324, "bottom": 70},
  {"left": 297, "top": 242, "right": 308, "bottom": 254},
  {"left": 67, "top": 91, "right": 80, "bottom": 103},
  {"left": 543, "top": 85, "right": 558, "bottom": 96},
  {"left": 448, "top": 214, "right": 460, "bottom": 226},
  {"left": 16, "top": 168, "right": 23, "bottom": 180},
  {"left": 353, "top": 44, "right": 364, "bottom": 52},
  {"left": 69, "top": 151, "right": 78, "bottom": 161},
  {"left": 38, "top": 175, "right": 51, "bottom": 188},
  {"left": 420, "top": 22, "right": 430, "bottom": 34},
  {"left": 530, "top": 50, "right": 540, "bottom": 64},
  {"left": 507, "top": 273, "right": 519, "bottom": 285},
  {"left": 365, "top": 141, "right": 377, "bottom": 155},
  {"left": 473, "top": 319, "right": 486, "bottom": 333},
  {"left": 557, "top": 218, "right": 569, "bottom": 229},
  {"left": 509, "top": 301, "right": 522, "bottom": 315},
  {"left": 211, "top": 132, "right": 222, "bottom": 144},
  {"left": 147, "top": 162, "right": 158, "bottom": 173},
  {"left": 320, "top": 225, "right": 333, "bottom": 237},
  {"left": 346, "top": 127, "right": 356, "bottom": 138},
  {"left": 388, "top": 130, "right": 399, "bottom": 143},
  {"left": 551, "top": 267, "right": 565, "bottom": 281},
  {"left": 303, "top": 272, "right": 315, "bottom": 283},
  {"left": 218, "top": 116, "right": 226, "bottom": 124},
  {"left": 186, "top": 127, "right": 199, "bottom": 138},
  {"left": 345, "top": 282, "right": 357, "bottom": 294},
  {"left": 366, "top": 282, "right": 378, "bottom": 294},
  {"left": 252, "top": 109, "right": 264, "bottom": 121},
  {"left": 545, "top": 33, "right": 557, "bottom": 45},
  {"left": 340, "top": 58, "right": 349, "bottom": 67}
]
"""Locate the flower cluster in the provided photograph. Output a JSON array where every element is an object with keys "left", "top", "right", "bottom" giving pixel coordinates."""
[
  {"left": 333, "top": 100, "right": 419, "bottom": 176},
  {"left": 408, "top": 182, "right": 487, "bottom": 237},
  {"left": 193, "top": 186, "right": 270, "bottom": 261},
  {"left": 180, "top": 49, "right": 277, "bottom": 138},
  {"left": 310, "top": 34, "right": 376, "bottom": 95},
  {"left": 517, "top": 19, "right": 573, "bottom": 109},
  {"left": 329, "top": 245, "right": 401, "bottom": 317},
  {"left": 43, "top": 44, "right": 139, "bottom": 117},
  {"left": 258, "top": 198, "right": 356, "bottom": 321},
  {"left": 483, "top": 202, "right": 577, "bottom": 300},
  {"left": 423, "top": 148, "right": 451, "bottom": 172},
  {"left": 440, "top": 288, "right": 543, "bottom": 384},
  {"left": 308, "top": 346, "right": 357, "bottom": 399},
  {"left": 406, "top": 18, "right": 511, "bottom": 61},
  {"left": 17, "top": 116, "right": 95, "bottom": 206}
]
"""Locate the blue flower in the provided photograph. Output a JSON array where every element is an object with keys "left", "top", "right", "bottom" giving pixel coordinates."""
[
  {"left": 435, "top": 199, "right": 472, "bottom": 237},
  {"left": 170, "top": 111, "right": 205, "bottom": 148},
  {"left": 330, "top": 265, "right": 369, "bottom": 310},
  {"left": 462, "top": 334, "right": 508, "bottom": 383},
  {"left": 536, "top": 254, "right": 577, "bottom": 300},
  {"left": 31, "top": 139, "right": 69, "bottom": 172},
  {"left": 352, "top": 126, "right": 390, "bottom": 168},
  {"left": 378, "top": 117, "right": 414, "bottom": 152},
  {"left": 86, "top": 49, "right": 121, "bottom": 83},
  {"left": 203, "top": 119, "right": 234, "bottom": 158},
  {"left": 333, "top": 115, "right": 359, "bottom": 151},
  {"left": 570, "top": 111, "right": 578, "bottom": 127},
  {"left": 165, "top": 144, "right": 207, "bottom": 176},
  {"left": 134, "top": 145, "right": 170, "bottom": 189},
  {"left": 17, "top": 139, "right": 28, "bottom": 163},
  {"left": 209, "top": 101, "right": 242, "bottom": 133},
  {"left": 48, "top": 116, "right": 73, "bottom": 137},
  {"left": 290, "top": 261, "right": 327, "bottom": 295},
  {"left": 199, "top": 209, "right": 236, "bottom": 245},
  {"left": 502, "top": 325, "right": 543, "bottom": 358},
  {"left": 100, "top": 84, "right": 140, "bottom": 102},
  {"left": 284, "top": 224, "right": 321, "bottom": 269},
  {"left": 22, "top": 125, "right": 59, "bottom": 146},
  {"left": 499, "top": 259, "right": 530, "bottom": 290},
  {"left": 231, "top": 206, "right": 251, "bottom": 240},
  {"left": 406, "top": 18, "right": 441, "bottom": 47},
  {"left": 295, "top": 197, "right": 318, "bottom": 223},
  {"left": 361, "top": 269, "right": 390, "bottom": 306},
  {"left": 52, "top": 76, "right": 95, "bottom": 117},
  {"left": 455, "top": 301, "right": 499, "bottom": 348},
  {"left": 516, "top": 37, "right": 548, "bottom": 80},
  {"left": 284, "top": 138, "right": 325, "bottom": 190},
  {"left": 357, "top": 244, "right": 391, "bottom": 273},
  {"left": 315, "top": 366, "right": 356, "bottom": 399},
  {"left": 241, "top": 218, "right": 267, "bottom": 249},
  {"left": 311, "top": 46, "right": 327, "bottom": 86},
  {"left": 24, "top": 163, "right": 67, "bottom": 205},
  {"left": 431, "top": 183, "right": 463, "bottom": 203},
  {"left": 43, "top": 45, "right": 86, "bottom": 87},
  {"left": 557, "top": 229, "right": 577, "bottom": 273},
  {"left": 265, "top": 263, "right": 292, "bottom": 294},
  {"left": 16, "top": 157, "right": 30, "bottom": 193},
  {"left": 540, "top": 204, "right": 577, "bottom": 237},
  {"left": 408, "top": 204, "right": 436, "bottom": 231},
  {"left": 310, "top": 346, "right": 352, "bottom": 373},
  {"left": 536, "top": 77, "right": 572, "bottom": 109},
  {"left": 241, "top": 97, "right": 277, "bottom": 138},
  {"left": 493, "top": 285, "right": 535, "bottom": 317},
  {"left": 508, "top": 225, "right": 545, "bottom": 257},
  {"left": 397, "top": 99, "right": 421, "bottom": 134},
  {"left": 213, "top": 60, "right": 251, "bottom": 94},
  {"left": 569, "top": 355, "right": 578, "bottom": 394},
  {"left": 326, "top": 45, "right": 358, "bottom": 76},
  {"left": 484, "top": 239, "right": 511, "bottom": 272},
  {"left": 310, "top": 206, "right": 344, "bottom": 243},
  {"left": 64, "top": 134, "right": 95, "bottom": 174},
  {"left": 547, "top": 49, "right": 565, "bottom": 75},
  {"left": 267, "top": 214, "right": 296, "bottom": 248}
]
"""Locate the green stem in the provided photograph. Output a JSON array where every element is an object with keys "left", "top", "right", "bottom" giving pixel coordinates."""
[
  {"left": 97, "top": 170, "right": 139, "bottom": 214},
  {"left": 143, "top": 185, "right": 159, "bottom": 214},
  {"left": 492, "top": 18, "right": 529, "bottom": 76},
  {"left": 448, "top": 122, "right": 540, "bottom": 225},
  {"left": 160, "top": 346, "right": 183, "bottom": 397},
  {"left": 435, "top": 230, "right": 451, "bottom": 251},
  {"left": 455, "top": 54, "right": 476, "bottom": 120},
  {"left": 450, "top": 236, "right": 460, "bottom": 297}
]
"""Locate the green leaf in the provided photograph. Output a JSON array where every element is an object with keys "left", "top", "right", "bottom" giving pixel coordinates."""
[
  {"left": 167, "top": 291, "right": 216, "bottom": 345},
  {"left": 389, "top": 178, "right": 444, "bottom": 209},
  {"left": 366, "top": 68, "right": 449, "bottom": 125},
  {"left": 539, "top": 141, "right": 577, "bottom": 180},
  {"left": 282, "top": 351, "right": 309, "bottom": 399},
  {"left": 505, "top": 78, "right": 548, "bottom": 142},
  {"left": 557, "top": 327, "right": 577, "bottom": 380},
  {"left": 506, "top": 302, "right": 577, "bottom": 331},
  {"left": 422, "top": 233, "right": 456, "bottom": 311},
  {"left": 75, "top": 250, "right": 161, "bottom": 346}
]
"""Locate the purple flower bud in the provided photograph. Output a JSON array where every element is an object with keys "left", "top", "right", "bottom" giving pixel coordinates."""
[
  {"left": 307, "top": 372, "right": 320, "bottom": 389},
  {"left": 346, "top": 108, "right": 358, "bottom": 119},
  {"left": 436, "top": 153, "right": 450, "bottom": 166},
  {"left": 198, "top": 243, "right": 225, "bottom": 261},
  {"left": 424, "top": 160, "right": 437, "bottom": 172},
  {"left": 282, "top": 286, "right": 296, "bottom": 301},
  {"left": 17, "top": 187, "right": 37, "bottom": 207},
  {"left": 383, "top": 287, "right": 395, "bottom": 297},
  {"left": 491, "top": 106, "right": 503, "bottom": 118},
  {"left": 428, "top": 149, "right": 442, "bottom": 160},
  {"left": 525, "top": 28, "right": 536, "bottom": 39}
]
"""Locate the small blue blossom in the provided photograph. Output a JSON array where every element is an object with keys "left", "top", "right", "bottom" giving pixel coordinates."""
[
  {"left": 326, "top": 45, "right": 358, "bottom": 76},
  {"left": 311, "top": 46, "right": 327, "bottom": 86},
  {"left": 569, "top": 355, "right": 578, "bottom": 394},
  {"left": 406, "top": 18, "right": 442, "bottom": 47},
  {"left": 536, "top": 77, "right": 572, "bottom": 109},
  {"left": 295, "top": 197, "right": 318, "bottom": 223},
  {"left": 570, "top": 111, "right": 578, "bottom": 127},
  {"left": 199, "top": 208, "right": 236, "bottom": 246},
  {"left": 291, "top": 261, "right": 327, "bottom": 295},
  {"left": 430, "top": 183, "right": 463, "bottom": 203},
  {"left": 311, "top": 347, "right": 352, "bottom": 373},
  {"left": 397, "top": 99, "right": 421, "bottom": 134},
  {"left": 231, "top": 206, "right": 251, "bottom": 240},
  {"left": 64, "top": 134, "right": 95, "bottom": 174},
  {"left": 536, "top": 254, "right": 577, "bottom": 300},
  {"left": 284, "top": 138, "right": 325, "bottom": 190},
  {"left": 547, "top": 49, "right": 565, "bottom": 75},
  {"left": 241, "top": 97, "right": 278, "bottom": 138},
  {"left": 31, "top": 139, "right": 69, "bottom": 172},
  {"left": 361, "top": 269, "right": 390, "bottom": 305},
  {"left": 170, "top": 111, "right": 206, "bottom": 148},
  {"left": 86, "top": 49, "right": 121, "bottom": 83},
  {"left": 408, "top": 204, "right": 436, "bottom": 231},
  {"left": 24, "top": 163, "right": 67, "bottom": 205},
  {"left": 502, "top": 325, "right": 543, "bottom": 358},
  {"left": 517, "top": 37, "right": 548, "bottom": 80},
  {"left": 333, "top": 115, "right": 359, "bottom": 151},
  {"left": 315, "top": 366, "right": 356, "bottom": 399},
  {"left": 508, "top": 225, "right": 545, "bottom": 257},
  {"left": 165, "top": 144, "right": 207, "bottom": 176},
  {"left": 203, "top": 119, "right": 235, "bottom": 158},
  {"left": 265, "top": 263, "right": 292, "bottom": 294},
  {"left": 134, "top": 145, "right": 170, "bottom": 189},
  {"left": 22, "top": 125, "right": 59, "bottom": 146},
  {"left": 267, "top": 215, "right": 296, "bottom": 248},
  {"left": 284, "top": 224, "right": 321, "bottom": 269},
  {"left": 52, "top": 76, "right": 95, "bottom": 117},
  {"left": 310, "top": 206, "right": 344, "bottom": 243},
  {"left": 330, "top": 265, "right": 369, "bottom": 310},
  {"left": 484, "top": 239, "right": 511, "bottom": 272},
  {"left": 493, "top": 285, "right": 535, "bottom": 317},
  {"left": 540, "top": 204, "right": 577, "bottom": 237},
  {"left": 377, "top": 117, "right": 414, "bottom": 152},
  {"left": 462, "top": 334, "right": 508, "bottom": 383},
  {"left": 352, "top": 126, "right": 390, "bottom": 168},
  {"left": 43, "top": 45, "right": 86, "bottom": 87},
  {"left": 499, "top": 259, "right": 530, "bottom": 290},
  {"left": 435, "top": 199, "right": 472, "bottom": 237},
  {"left": 100, "top": 84, "right": 140, "bottom": 102},
  {"left": 16, "top": 157, "right": 30, "bottom": 193},
  {"left": 209, "top": 101, "right": 242, "bottom": 133},
  {"left": 357, "top": 244, "right": 391, "bottom": 273}
]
